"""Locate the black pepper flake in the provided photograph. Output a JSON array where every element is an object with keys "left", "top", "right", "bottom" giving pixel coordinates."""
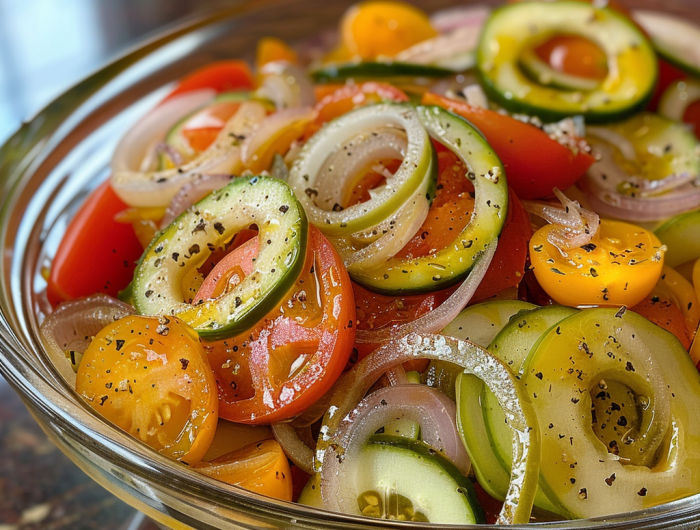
[
  {"left": 145, "top": 290, "right": 154, "bottom": 298},
  {"left": 172, "top": 252, "right": 180, "bottom": 262},
  {"left": 615, "top": 306, "right": 627, "bottom": 318},
  {"left": 617, "top": 416, "right": 628, "bottom": 427},
  {"left": 213, "top": 222, "right": 225, "bottom": 235},
  {"left": 188, "top": 244, "right": 201, "bottom": 255},
  {"left": 625, "top": 361, "right": 635, "bottom": 372},
  {"left": 235, "top": 297, "right": 243, "bottom": 308},
  {"left": 638, "top": 488, "right": 647, "bottom": 497},
  {"left": 99, "top": 395, "right": 109, "bottom": 406},
  {"left": 535, "top": 372, "right": 543, "bottom": 380},
  {"left": 580, "top": 243, "right": 597, "bottom": 252},
  {"left": 590, "top": 267, "right": 598, "bottom": 277},
  {"left": 305, "top": 188, "right": 318, "bottom": 198},
  {"left": 192, "top": 219, "right": 206, "bottom": 234},
  {"left": 180, "top": 358, "right": 190, "bottom": 370},
  {"left": 115, "top": 339, "right": 125, "bottom": 351},
  {"left": 332, "top": 203, "right": 344, "bottom": 212},
  {"left": 154, "top": 243, "right": 164, "bottom": 254},
  {"left": 550, "top": 267, "right": 565, "bottom": 275},
  {"left": 579, "top": 488, "right": 588, "bottom": 500},
  {"left": 279, "top": 205, "right": 289, "bottom": 213},
  {"left": 605, "top": 473, "right": 616, "bottom": 486}
]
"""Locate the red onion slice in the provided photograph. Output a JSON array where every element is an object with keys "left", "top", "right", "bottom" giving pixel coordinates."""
[
  {"left": 430, "top": 4, "right": 491, "bottom": 34},
  {"left": 271, "top": 423, "right": 315, "bottom": 474},
  {"left": 40, "top": 294, "right": 134, "bottom": 387},
  {"left": 316, "top": 332, "right": 539, "bottom": 525},
  {"left": 321, "top": 384, "right": 471, "bottom": 516},
  {"left": 161, "top": 174, "right": 234, "bottom": 228},
  {"left": 355, "top": 241, "right": 496, "bottom": 345}
]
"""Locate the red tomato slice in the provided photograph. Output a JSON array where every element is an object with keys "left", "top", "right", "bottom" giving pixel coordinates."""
[
  {"left": 534, "top": 34, "right": 608, "bottom": 81},
  {"left": 47, "top": 181, "right": 144, "bottom": 306},
  {"left": 471, "top": 189, "right": 531, "bottom": 302},
  {"left": 631, "top": 291, "right": 693, "bottom": 350},
  {"left": 422, "top": 92, "right": 596, "bottom": 200},
  {"left": 165, "top": 60, "right": 254, "bottom": 101},
  {"left": 202, "top": 226, "right": 356, "bottom": 424}
]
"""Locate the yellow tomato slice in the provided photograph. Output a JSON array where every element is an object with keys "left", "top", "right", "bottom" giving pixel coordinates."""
[
  {"left": 340, "top": 1, "right": 437, "bottom": 60},
  {"left": 76, "top": 315, "right": 218, "bottom": 465},
  {"left": 530, "top": 219, "right": 665, "bottom": 307},
  {"left": 256, "top": 36, "right": 299, "bottom": 69},
  {"left": 194, "top": 439, "right": 293, "bottom": 501}
]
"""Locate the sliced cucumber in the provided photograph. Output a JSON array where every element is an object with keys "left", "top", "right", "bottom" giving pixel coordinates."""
[
  {"left": 350, "top": 105, "right": 509, "bottom": 294},
  {"left": 133, "top": 176, "right": 307, "bottom": 340},
  {"left": 478, "top": 1, "right": 657, "bottom": 122},
  {"left": 457, "top": 305, "right": 578, "bottom": 517},
  {"left": 522, "top": 308, "right": 700, "bottom": 518},
  {"left": 634, "top": 10, "right": 700, "bottom": 78},
  {"left": 488, "top": 305, "right": 578, "bottom": 374},
  {"left": 442, "top": 300, "right": 535, "bottom": 348},
  {"left": 352, "top": 436, "right": 484, "bottom": 524},
  {"left": 311, "top": 61, "right": 455, "bottom": 83},
  {"left": 586, "top": 112, "right": 700, "bottom": 197},
  {"left": 655, "top": 208, "right": 700, "bottom": 268}
]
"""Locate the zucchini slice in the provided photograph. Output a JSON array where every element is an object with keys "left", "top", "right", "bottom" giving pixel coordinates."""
[
  {"left": 477, "top": 1, "right": 657, "bottom": 122},
  {"left": 350, "top": 105, "right": 508, "bottom": 294},
  {"left": 133, "top": 176, "right": 307, "bottom": 341},
  {"left": 311, "top": 61, "right": 455, "bottom": 83}
]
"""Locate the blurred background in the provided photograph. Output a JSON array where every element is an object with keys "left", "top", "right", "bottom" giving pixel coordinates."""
[{"left": 0, "top": 1, "right": 234, "bottom": 528}]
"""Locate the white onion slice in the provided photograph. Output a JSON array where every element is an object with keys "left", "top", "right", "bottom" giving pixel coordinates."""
[
  {"left": 355, "top": 241, "right": 496, "bottom": 345},
  {"left": 271, "top": 423, "right": 315, "bottom": 474},
  {"left": 587, "top": 126, "right": 636, "bottom": 161},
  {"left": 317, "top": 332, "right": 538, "bottom": 525},
  {"left": 112, "top": 101, "right": 266, "bottom": 207},
  {"left": 256, "top": 61, "right": 316, "bottom": 109},
  {"left": 112, "top": 90, "right": 215, "bottom": 174},
  {"left": 321, "top": 384, "right": 471, "bottom": 516},
  {"left": 430, "top": 4, "right": 491, "bottom": 34},
  {"left": 523, "top": 189, "right": 599, "bottom": 250},
  {"left": 161, "top": 174, "right": 233, "bottom": 228},
  {"left": 240, "top": 106, "right": 316, "bottom": 169},
  {"left": 39, "top": 294, "right": 134, "bottom": 387}
]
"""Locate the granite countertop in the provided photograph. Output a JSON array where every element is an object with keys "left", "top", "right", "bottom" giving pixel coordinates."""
[{"left": 0, "top": 2, "right": 237, "bottom": 527}]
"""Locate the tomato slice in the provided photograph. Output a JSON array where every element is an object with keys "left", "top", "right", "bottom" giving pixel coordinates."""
[
  {"left": 47, "top": 181, "right": 144, "bottom": 306},
  {"left": 76, "top": 315, "right": 219, "bottom": 465},
  {"left": 534, "top": 34, "right": 608, "bottom": 81},
  {"left": 632, "top": 291, "right": 693, "bottom": 350},
  {"left": 194, "top": 439, "right": 293, "bottom": 501},
  {"left": 165, "top": 60, "right": 254, "bottom": 101},
  {"left": 422, "top": 92, "right": 595, "bottom": 200},
  {"left": 471, "top": 189, "right": 531, "bottom": 302},
  {"left": 203, "top": 226, "right": 356, "bottom": 424}
]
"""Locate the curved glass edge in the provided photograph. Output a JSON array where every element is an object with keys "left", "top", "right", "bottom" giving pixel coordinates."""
[{"left": 1, "top": 0, "right": 700, "bottom": 528}]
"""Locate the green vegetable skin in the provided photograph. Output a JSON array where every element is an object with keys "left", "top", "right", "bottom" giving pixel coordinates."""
[
  {"left": 310, "top": 61, "right": 455, "bottom": 83},
  {"left": 457, "top": 305, "right": 577, "bottom": 516},
  {"left": 655, "top": 209, "right": 700, "bottom": 268},
  {"left": 133, "top": 176, "right": 307, "bottom": 340},
  {"left": 351, "top": 105, "right": 508, "bottom": 294},
  {"left": 477, "top": 1, "right": 657, "bottom": 122}
]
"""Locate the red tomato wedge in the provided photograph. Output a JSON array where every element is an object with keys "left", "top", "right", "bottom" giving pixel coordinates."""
[
  {"left": 202, "top": 226, "right": 356, "bottom": 424},
  {"left": 422, "top": 92, "right": 595, "bottom": 200},
  {"left": 47, "top": 181, "right": 144, "bottom": 306},
  {"left": 164, "top": 60, "right": 254, "bottom": 101}
]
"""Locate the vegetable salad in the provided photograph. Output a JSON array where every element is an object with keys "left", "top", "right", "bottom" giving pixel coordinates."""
[{"left": 38, "top": 0, "right": 700, "bottom": 525}]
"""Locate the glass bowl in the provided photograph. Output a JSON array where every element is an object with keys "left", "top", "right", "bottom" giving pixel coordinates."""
[{"left": 1, "top": 0, "right": 700, "bottom": 528}]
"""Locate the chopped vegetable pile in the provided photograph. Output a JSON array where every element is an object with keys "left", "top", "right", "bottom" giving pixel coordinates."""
[{"left": 38, "top": 0, "right": 700, "bottom": 525}]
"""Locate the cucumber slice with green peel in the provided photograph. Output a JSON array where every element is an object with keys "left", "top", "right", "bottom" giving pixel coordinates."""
[
  {"left": 311, "top": 61, "right": 455, "bottom": 84},
  {"left": 352, "top": 436, "right": 484, "bottom": 524},
  {"left": 133, "top": 176, "right": 307, "bottom": 341},
  {"left": 655, "top": 208, "right": 700, "bottom": 268},
  {"left": 586, "top": 112, "right": 700, "bottom": 197},
  {"left": 457, "top": 305, "right": 578, "bottom": 517},
  {"left": 521, "top": 308, "right": 700, "bottom": 518},
  {"left": 488, "top": 305, "right": 579, "bottom": 375},
  {"left": 442, "top": 300, "right": 535, "bottom": 348},
  {"left": 351, "top": 105, "right": 509, "bottom": 294},
  {"left": 477, "top": 1, "right": 657, "bottom": 122},
  {"left": 634, "top": 10, "right": 700, "bottom": 78}
]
